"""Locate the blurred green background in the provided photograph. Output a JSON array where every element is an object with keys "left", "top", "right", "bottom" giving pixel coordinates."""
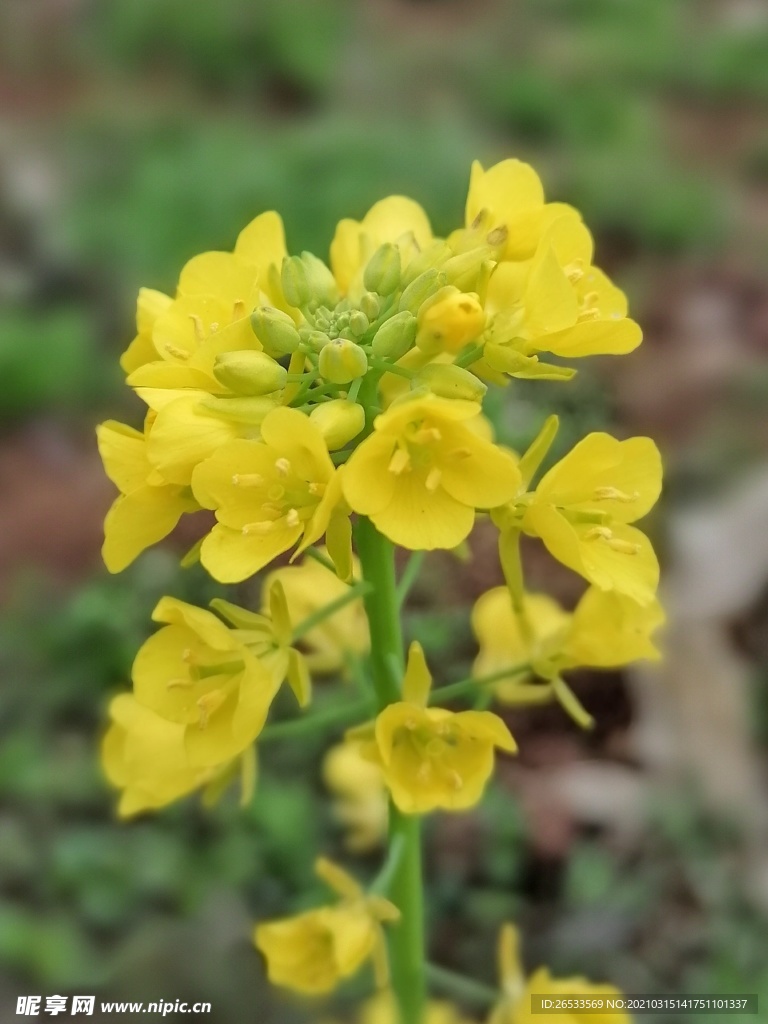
[{"left": 1, "top": 1, "right": 768, "bottom": 1021}]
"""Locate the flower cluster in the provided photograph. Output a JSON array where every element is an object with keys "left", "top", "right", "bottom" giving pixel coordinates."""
[{"left": 98, "top": 158, "right": 660, "bottom": 1021}]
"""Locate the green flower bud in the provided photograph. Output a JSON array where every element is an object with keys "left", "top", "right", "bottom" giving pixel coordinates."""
[
  {"left": 363, "top": 242, "right": 401, "bottom": 295},
  {"left": 359, "top": 291, "right": 381, "bottom": 320},
  {"left": 414, "top": 363, "right": 487, "bottom": 401},
  {"left": 300, "top": 252, "right": 339, "bottom": 308},
  {"left": 400, "top": 241, "right": 451, "bottom": 285},
  {"left": 441, "top": 246, "right": 493, "bottom": 291},
  {"left": 348, "top": 310, "right": 369, "bottom": 337},
  {"left": 309, "top": 399, "right": 365, "bottom": 450},
  {"left": 281, "top": 256, "right": 311, "bottom": 308},
  {"left": 318, "top": 338, "right": 369, "bottom": 384},
  {"left": 305, "top": 329, "right": 331, "bottom": 352},
  {"left": 212, "top": 350, "right": 288, "bottom": 396},
  {"left": 251, "top": 306, "right": 301, "bottom": 356},
  {"left": 371, "top": 310, "right": 418, "bottom": 361},
  {"left": 399, "top": 268, "right": 446, "bottom": 315},
  {"left": 197, "top": 394, "right": 278, "bottom": 425}
]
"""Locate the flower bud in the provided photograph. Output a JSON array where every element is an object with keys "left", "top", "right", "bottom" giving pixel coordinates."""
[
  {"left": 281, "top": 256, "right": 311, "bottom": 308},
  {"left": 198, "top": 394, "right": 278, "bottom": 425},
  {"left": 301, "top": 252, "right": 339, "bottom": 308},
  {"left": 251, "top": 306, "right": 301, "bottom": 356},
  {"left": 348, "top": 310, "right": 369, "bottom": 337},
  {"left": 363, "top": 242, "right": 401, "bottom": 296},
  {"left": 305, "top": 329, "right": 331, "bottom": 352},
  {"left": 400, "top": 241, "right": 451, "bottom": 284},
  {"left": 319, "top": 338, "right": 369, "bottom": 384},
  {"left": 416, "top": 287, "right": 485, "bottom": 354},
  {"left": 359, "top": 292, "right": 381, "bottom": 320},
  {"left": 399, "top": 268, "right": 446, "bottom": 315},
  {"left": 309, "top": 399, "right": 366, "bottom": 450},
  {"left": 441, "top": 246, "right": 493, "bottom": 291},
  {"left": 414, "top": 363, "right": 487, "bottom": 401},
  {"left": 371, "top": 310, "right": 418, "bottom": 361},
  {"left": 213, "top": 350, "right": 288, "bottom": 396}
]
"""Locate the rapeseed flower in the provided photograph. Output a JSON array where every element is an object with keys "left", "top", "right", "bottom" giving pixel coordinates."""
[
  {"left": 343, "top": 394, "right": 520, "bottom": 550},
  {"left": 323, "top": 741, "right": 388, "bottom": 851},
  {"left": 488, "top": 924, "right": 630, "bottom": 1024},
  {"left": 254, "top": 858, "right": 399, "bottom": 995},
  {"left": 357, "top": 643, "right": 517, "bottom": 813},
  {"left": 97, "top": 419, "right": 198, "bottom": 572},
  {"left": 191, "top": 406, "right": 348, "bottom": 582},
  {"left": 130, "top": 597, "right": 280, "bottom": 766}
]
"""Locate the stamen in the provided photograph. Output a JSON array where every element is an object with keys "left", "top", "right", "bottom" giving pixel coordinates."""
[
  {"left": 607, "top": 538, "right": 641, "bottom": 555},
  {"left": 267, "top": 484, "right": 286, "bottom": 502},
  {"left": 389, "top": 448, "right": 411, "bottom": 476},
  {"left": 593, "top": 486, "right": 639, "bottom": 503},
  {"left": 285, "top": 508, "right": 300, "bottom": 528},
  {"left": 412, "top": 426, "right": 442, "bottom": 445},
  {"left": 209, "top": 321, "right": 220, "bottom": 332},
  {"left": 232, "top": 473, "right": 264, "bottom": 487},
  {"left": 232, "top": 299, "right": 246, "bottom": 319},
  {"left": 425, "top": 467, "right": 442, "bottom": 492},
  {"left": 181, "top": 648, "right": 196, "bottom": 664},
  {"left": 308, "top": 481, "right": 326, "bottom": 496},
  {"left": 577, "top": 308, "right": 601, "bottom": 322},
  {"left": 242, "top": 521, "right": 274, "bottom": 535},
  {"left": 584, "top": 526, "right": 613, "bottom": 542},
  {"left": 565, "top": 259, "right": 584, "bottom": 283},
  {"left": 404, "top": 718, "right": 418, "bottom": 731},
  {"left": 470, "top": 208, "right": 488, "bottom": 231},
  {"left": 448, "top": 770, "right": 464, "bottom": 791},
  {"left": 449, "top": 447, "right": 472, "bottom": 461},
  {"left": 163, "top": 343, "right": 190, "bottom": 361},
  {"left": 189, "top": 314, "right": 206, "bottom": 342},
  {"left": 275, "top": 457, "right": 291, "bottom": 477},
  {"left": 486, "top": 225, "right": 508, "bottom": 247},
  {"left": 166, "top": 677, "right": 192, "bottom": 690},
  {"left": 196, "top": 689, "right": 227, "bottom": 729}
]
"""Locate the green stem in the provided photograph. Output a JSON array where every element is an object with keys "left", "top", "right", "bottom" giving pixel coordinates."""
[
  {"left": 425, "top": 963, "right": 497, "bottom": 1005},
  {"left": 259, "top": 697, "right": 372, "bottom": 744},
  {"left": 290, "top": 580, "right": 372, "bottom": 642},
  {"left": 356, "top": 518, "right": 425, "bottom": 1024},
  {"left": 396, "top": 551, "right": 425, "bottom": 607},
  {"left": 429, "top": 663, "right": 532, "bottom": 704}
]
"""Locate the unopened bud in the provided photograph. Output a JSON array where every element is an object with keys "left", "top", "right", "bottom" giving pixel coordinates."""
[
  {"left": 416, "top": 288, "right": 485, "bottom": 354},
  {"left": 441, "top": 246, "right": 493, "bottom": 291},
  {"left": 415, "top": 363, "right": 487, "bottom": 401},
  {"left": 251, "top": 306, "right": 301, "bottom": 356},
  {"left": 399, "top": 268, "right": 446, "bottom": 315},
  {"left": 348, "top": 310, "right": 369, "bottom": 337},
  {"left": 300, "top": 252, "right": 339, "bottom": 308},
  {"left": 281, "top": 256, "right": 311, "bottom": 308},
  {"left": 359, "top": 291, "right": 381, "bottom": 320},
  {"left": 363, "top": 242, "right": 402, "bottom": 295},
  {"left": 305, "top": 329, "right": 331, "bottom": 352},
  {"left": 371, "top": 310, "right": 418, "bottom": 360},
  {"left": 309, "top": 399, "right": 365, "bottom": 450},
  {"left": 400, "top": 241, "right": 451, "bottom": 285},
  {"left": 318, "top": 338, "right": 368, "bottom": 384},
  {"left": 213, "top": 350, "right": 288, "bottom": 396},
  {"left": 198, "top": 394, "right": 278, "bottom": 425}
]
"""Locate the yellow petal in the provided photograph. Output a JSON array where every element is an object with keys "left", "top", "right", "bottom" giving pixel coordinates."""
[
  {"left": 96, "top": 420, "right": 149, "bottom": 494},
  {"left": 200, "top": 522, "right": 301, "bottom": 583},
  {"left": 453, "top": 710, "right": 517, "bottom": 752},
  {"left": 402, "top": 641, "right": 432, "bottom": 705},
  {"left": 371, "top": 472, "right": 475, "bottom": 551},
  {"left": 234, "top": 210, "right": 287, "bottom": 270},
  {"left": 102, "top": 484, "right": 197, "bottom": 573}
]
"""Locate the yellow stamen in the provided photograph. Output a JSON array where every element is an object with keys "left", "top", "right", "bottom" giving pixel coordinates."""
[
  {"left": 412, "top": 426, "right": 442, "bottom": 445},
  {"left": 242, "top": 521, "right": 274, "bottom": 535},
  {"left": 163, "top": 343, "right": 190, "bottom": 361},
  {"left": 285, "top": 508, "right": 300, "bottom": 528},
  {"left": 607, "top": 538, "right": 641, "bottom": 555},
  {"left": 232, "top": 473, "right": 264, "bottom": 486},
  {"left": 275, "top": 457, "right": 291, "bottom": 477},
  {"left": 189, "top": 314, "right": 206, "bottom": 342},
  {"left": 181, "top": 648, "right": 196, "bottom": 664},
  {"left": 584, "top": 526, "right": 613, "bottom": 542},
  {"left": 232, "top": 299, "right": 246, "bottom": 319},
  {"left": 593, "top": 486, "right": 639, "bottom": 503},
  {"left": 565, "top": 259, "right": 584, "bottom": 283},
  {"left": 166, "top": 677, "right": 192, "bottom": 690},
  {"left": 196, "top": 689, "right": 227, "bottom": 729},
  {"left": 448, "top": 770, "right": 464, "bottom": 791},
  {"left": 308, "top": 481, "right": 326, "bottom": 496},
  {"left": 486, "top": 225, "right": 508, "bottom": 247},
  {"left": 425, "top": 467, "right": 442, "bottom": 492},
  {"left": 389, "top": 448, "right": 411, "bottom": 475}
]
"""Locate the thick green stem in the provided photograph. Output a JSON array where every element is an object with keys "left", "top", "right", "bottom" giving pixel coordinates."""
[{"left": 356, "top": 517, "right": 425, "bottom": 1024}]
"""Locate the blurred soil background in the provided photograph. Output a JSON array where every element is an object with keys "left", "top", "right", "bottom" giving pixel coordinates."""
[{"left": 1, "top": 1, "right": 768, "bottom": 1021}]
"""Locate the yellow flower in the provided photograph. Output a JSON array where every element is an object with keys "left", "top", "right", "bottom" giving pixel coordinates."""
[
  {"left": 101, "top": 694, "right": 255, "bottom": 818},
  {"left": 472, "top": 586, "right": 664, "bottom": 701},
  {"left": 323, "top": 741, "right": 388, "bottom": 852},
  {"left": 264, "top": 555, "right": 369, "bottom": 675},
  {"left": 210, "top": 579, "right": 314, "bottom": 707},
  {"left": 459, "top": 158, "right": 580, "bottom": 262},
  {"left": 494, "top": 430, "right": 662, "bottom": 605},
  {"left": 96, "top": 419, "right": 199, "bottom": 572},
  {"left": 125, "top": 211, "right": 289, "bottom": 392},
  {"left": 343, "top": 394, "right": 520, "bottom": 550},
  {"left": 119, "top": 287, "right": 173, "bottom": 375},
  {"left": 330, "top": 196, "right": 433, "bottom": 297},
  {"left": 358, "top": 643, "right": 517, "bottom": 814},
  {"left": 416, "top": 287, "right": 486, "bottom": 356},
  {"left": 254, "top": 858, "right": 399, "bottom": 995},
  {"left": 130, "top": 597, "right": 280, "bottom": 767},
  {"left": 488, "top": 924, "right": 630, "bottom": 1024},
  {"left": 191, "top": 406, "right": 349, "bottom": 582}
]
